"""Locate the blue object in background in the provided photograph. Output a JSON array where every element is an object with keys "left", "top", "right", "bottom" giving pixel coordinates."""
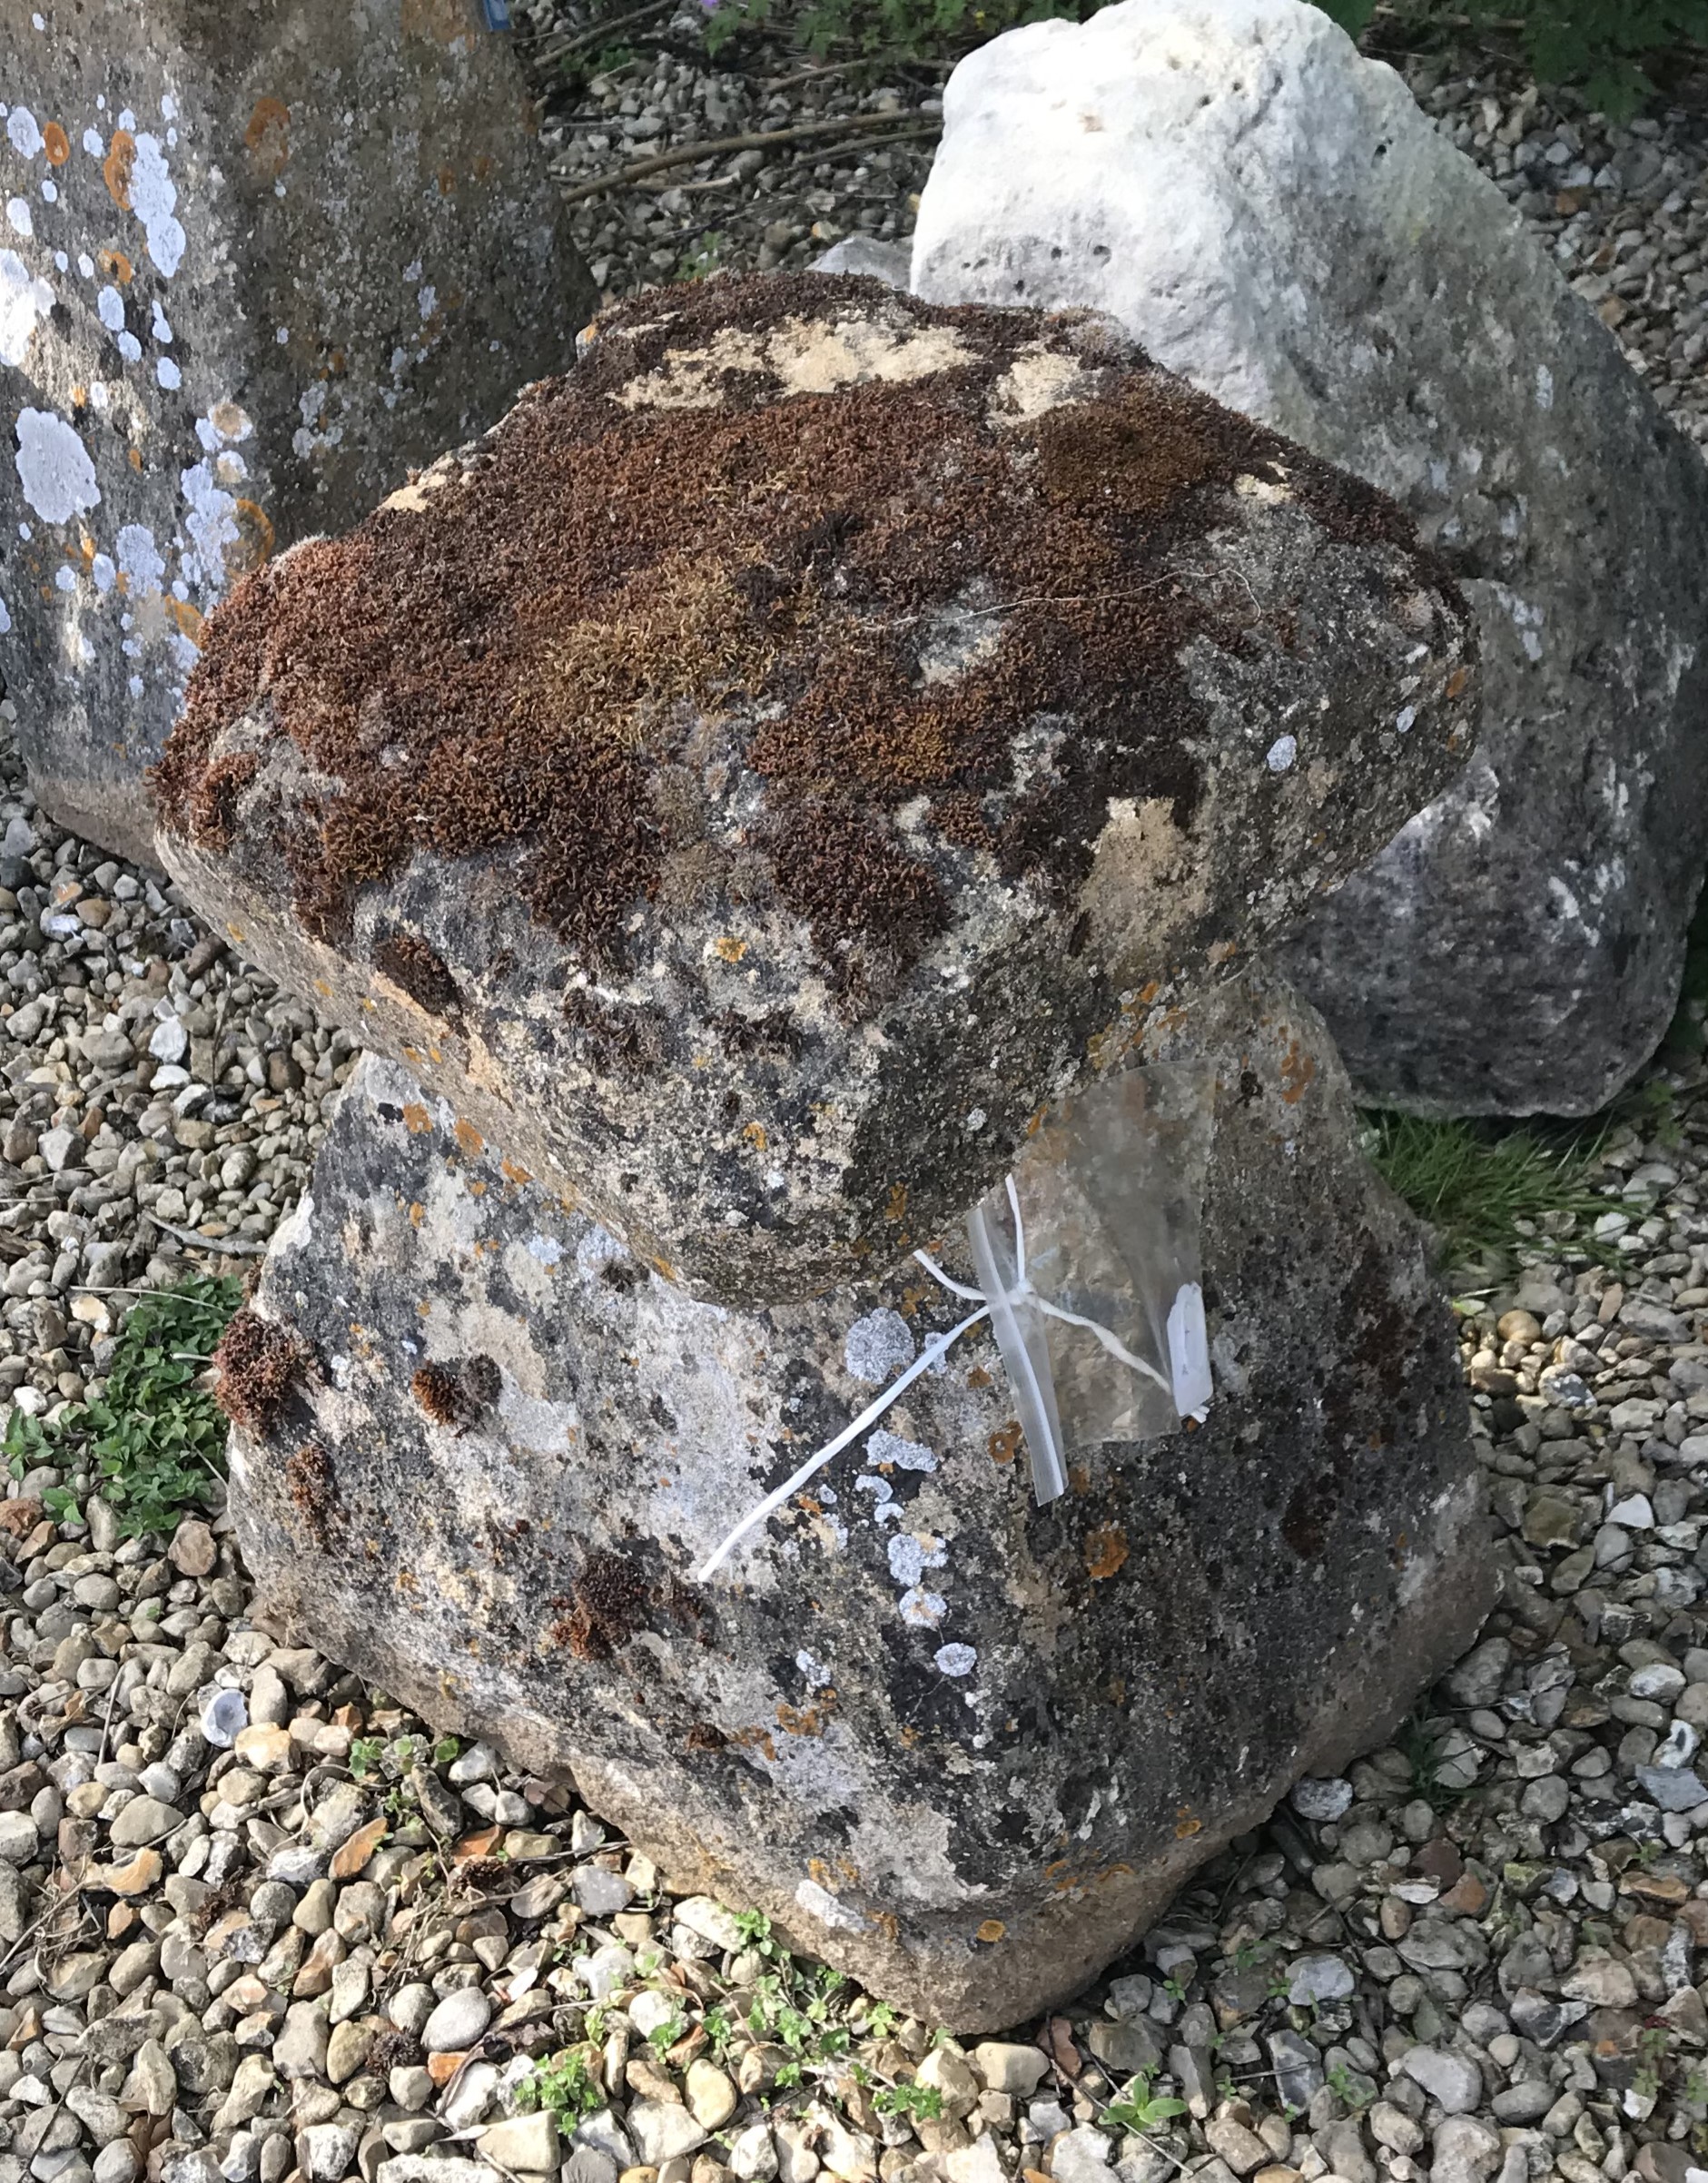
[{"left": 482, "top": 0, "right": 512, "bottom": 25}]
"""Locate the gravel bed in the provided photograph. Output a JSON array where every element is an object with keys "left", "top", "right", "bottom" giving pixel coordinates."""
[{"left": 4, "top": 25, "right": 1708, "bottom": 2183}]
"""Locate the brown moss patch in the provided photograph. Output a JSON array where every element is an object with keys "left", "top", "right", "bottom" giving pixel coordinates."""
[
  {"left": 558, "top": 1546, "right": 651, "bottom": 1662},
  {"left": 285, "top": 1441, "right": 339, "bottom": 1550},
  {"left": 375, "top": 933, "right": 462, "bottom": 1018},
  {"left": 213, "top": 1308, "right": 308, "bottom": 1435},
  {"left": 155, "top": 272, "right": 1454, "bottom": 983},
  {"left": 410, "top": 1356, "right": 501, "bottom": 1431}
]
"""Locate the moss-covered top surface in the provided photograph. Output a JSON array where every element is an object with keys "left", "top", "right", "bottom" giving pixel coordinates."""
[{"left": 153, "top": 272, "right": 1434, "bottom": 994}]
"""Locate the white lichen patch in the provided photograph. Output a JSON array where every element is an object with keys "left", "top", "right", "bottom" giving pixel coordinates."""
[
  {"left": 844, "top": 1309, "right": 914, "bottom": 1387},
  {"left": 0, "top": 248, "right": 52, "bottom": 368},
  {"left": 988, "top": 341, "right": 1098, "bottom": 422},
  {"left": 613, "top": 313, "right": 973, "bottom": 411},
  {"left": 794, "top": 1878, "right": 864, "bottom": 1933},
  {"left": 127, "top": 133, "right": 186, "bottom": 277},
  {"left": 866, "top": 1427, "right": 936, "bottom": 1471},
  {"left": 887, "top": 1531, "right": 947, "bottom": 1587},
  {"left": 14, "top": 408, "right": 100, "bottom": 524}
]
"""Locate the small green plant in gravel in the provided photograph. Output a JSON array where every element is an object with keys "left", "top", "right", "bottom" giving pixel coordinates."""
[
  {"left": 517, "top": 2048, "right": 603, "bottom": 2136},
  {"left": 1363, "top": 1109, "right": 1609, "bottom": 1269},
  {"left": 3, "top": 1272, "right": 242, "bottom": 1536},
  {"left": 1104, "top": 2069, "right": 1187, "bottom": 2135},
  {"left": 873, "top": 2080, "right": 944, "bottom": 2120},
  {"left": 679, "top": 230, "right": 730, "bottom": 280},
  {"left": 647, "top": 2010, "right": 690, "bottom": 2060}
]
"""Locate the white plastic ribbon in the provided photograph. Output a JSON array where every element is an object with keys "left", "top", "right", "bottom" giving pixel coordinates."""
[{"left": 697, "top": 1178, "right": 1190, "bottom": 1581}]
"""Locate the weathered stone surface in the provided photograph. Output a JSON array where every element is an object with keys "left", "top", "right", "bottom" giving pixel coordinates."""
[
  {"left": 0, "top": 0, "right": 595, "bottom": 866},
  {"left": 224, "top": 964, "right": 1490, "bottom": 2030},
  {"left": 910, "top": 0, "right": 1708, "bottom": 1116},
  {"left": 157, "top": 272, "right": 1476, "bottom": 1305}
]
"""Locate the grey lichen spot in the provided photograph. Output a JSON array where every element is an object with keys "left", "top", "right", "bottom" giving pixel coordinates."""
[{"left": 844, "top": 1309, "right": 914, "bottom": 1387}]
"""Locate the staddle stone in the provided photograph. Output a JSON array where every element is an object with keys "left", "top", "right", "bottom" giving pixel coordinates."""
[
  {"left": 910, "top": 0, "right": 1708, "bottom": 1116},
  {"left": 220, "top": 964, "right": 1490, "bottom": 2030},
  {"left": 155, "top": 272, "right": 1477, "bottom": 1305},
  {"left": 0, "top": 0, "right": 596, "bottom": 866}
]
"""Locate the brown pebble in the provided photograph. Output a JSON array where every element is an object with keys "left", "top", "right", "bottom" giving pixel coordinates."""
[{"left": 169, "top": 1517, "right": 216, "bottom": 1576}]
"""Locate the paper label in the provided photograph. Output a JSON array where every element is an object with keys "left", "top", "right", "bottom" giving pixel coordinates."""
[{"left": 1167, "top": 1281, "right": 1212, "bottom": 1420}]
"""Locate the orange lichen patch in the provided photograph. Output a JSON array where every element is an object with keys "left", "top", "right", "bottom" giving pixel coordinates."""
[
  {"left": 409, "top": 1202, "right": 424, "bottom": 1228},
  {"left": 1446, "top": 665, "right": 1472, "bottom": 699},
  {"left": 158, "top": 273, "right": 1448, "bottom": 981},
  {"left": 453, "top": 1119, "right": 484, "bottom": 1157},
  {"left": 127, "top": 448, "right": 143, "bottom": 472},
  {"left": 243, "top": 97, "right": 290, "bottom": 175},
  {"left": 1279, "top": 1040, "right": 1317, "bottom": 1105},
  {"left": 1083, "top": 1523, "right": 1129, "bottom": 1580},
  {"left": 742, "top": 1121, "right": 767, "bottom": 1151},
  {"left": 1175, "top": 1811, "right": 1203, "bottom": 1839},
  {"left": 96, "top": 248, "right": 133, "bottom": 284},
  {"left": 499, "top": 1158, "right": 533, "bottom": 1187},
  {"left": 976, "top": 1918, "right": 1007, "bottom": 1943},
  {"left": 400, "top": 1102, "right": 432, "bottom": 1135},
  {"left": 42, "top": 123, "right": 69, "bottom": 167},
  {"left": 988, "top": 1422, "right": 1021, "bottom": 1468},
  {"left": 229, "top": 500, "right": 274, "bottom": 578},
  {"left": 103, "top": 131, "right": 135, "bottom": 209},
  {"left": 165, "top": 599, "right": 204, "bottom": 647},
  {"left": 213, "top": 1309, "right": 308, "bottom": 1434},
  {"left": 714, "top": 934, "right": 746, "bottom": 962},
  {"left": 776, "top": 1700, "right": 834, "bottom": 1738}
]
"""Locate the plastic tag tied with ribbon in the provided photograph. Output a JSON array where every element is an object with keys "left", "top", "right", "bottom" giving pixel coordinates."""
[{"left": 699, "top": 1062, "right": 1216, "bottom": 1578}]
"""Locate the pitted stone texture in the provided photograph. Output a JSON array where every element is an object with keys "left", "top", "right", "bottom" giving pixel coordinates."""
[
  {"left": 0, "top": 0, "right": 595, "bottom": 867},
  {"left": 911, "top": 0, "right": 1708, "bottom": 1117},
  {"left": 156, "top": 272, "right": 1476, "bottom": 1306},
  {"left": 224, "top": 967, "right": 1490, "bottom": 2031}
]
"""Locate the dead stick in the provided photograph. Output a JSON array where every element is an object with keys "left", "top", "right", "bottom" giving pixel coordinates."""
[{"left": 555, "top": 112, "right": 939, "bottom": 203}]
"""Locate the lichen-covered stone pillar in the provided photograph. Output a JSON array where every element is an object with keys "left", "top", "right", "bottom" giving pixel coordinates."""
[
  {"left": 219, "top": 970, "right": 1492, "bottom": 2031},
  {"left": 0, "top": 0, "right": 597, "bottom": 866},
  {"left": 154, "top": 274, "right": 1494, "bottom": 2023}
]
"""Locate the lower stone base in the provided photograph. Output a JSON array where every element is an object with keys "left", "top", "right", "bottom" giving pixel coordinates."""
[{"left": 226, "top": 967, "right": 1491, "bottom": 2030}]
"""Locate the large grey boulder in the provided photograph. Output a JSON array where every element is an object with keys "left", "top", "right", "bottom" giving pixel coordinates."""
[
  {"left": 154, "top": 272, "right": 1476, "bottom": 1306},
  {"left": 911, "top": 0, "right": 1708, "bottom": 1117},
  {"left": 221, "top": 964, "right": 1490, "bottom": 2031},
  {"left": 0, "top": 0, "right": 597, "bottom": 868}
]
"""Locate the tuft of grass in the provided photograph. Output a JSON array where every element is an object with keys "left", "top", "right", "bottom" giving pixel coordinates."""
[
  {"left": 5, "top": 1273, "right": 242, "bottom": 1537},
  {"left": 1363, "top": 1110, "right": 1610, "bottom": 1269}
]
